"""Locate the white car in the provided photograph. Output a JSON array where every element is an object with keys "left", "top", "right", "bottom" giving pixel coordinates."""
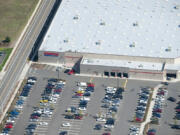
[
  {"left": 136, "top": 110, "right": 145, "bottom": 114},
  {"left": 78, "top": 87, "right": 85, "bottom": 91},
  {"left": 104, "top": 124, "right": 114, "bottom": 128},
  {"left": 34, "top": 109, "right": 43, "bottom": 114},
  {"left": 49, "top": 100, "right": 57, "bottom": 104},
  {"left": 58, "top": 81, "right": 66, "bottom": 85},
  {"left": 52, "top": 94, "right": 60, "bottom": 98},
  {"left": 139, "top": 100, "right": 147, "bottom": 104},
  {"left": 106, "top": 87, "right": 117, "bottom": 91},
  {"left": 130, "top": 125, "right": 140, "bottom": 131},
  {"left": 62, "top": 123, "right": 71, "bottom": 127},
  {"left": 80, "top": 97, "right": 90, "bottom": 101},
  {"left": 6, "top": 119, "right": 15, "bottom": 123},
  {"left": 15, "top": 105, "right": 23, "bottom": 110},
  {"left": 96, "top": 117, "right": 106, "bottom": 122},
  {"left": 43, "top": 110, "right": 53, "bottom": 115},
  {"left": 39, "top": 122, "right": 48, "bottom": 126},
  {"left": 106, "top": 90, "right": 116, "bottom": 94},
  {"left": 78, "top": 107, "right": 86, "bottom": 111},
  {"left": 77, "top": 82, "right": 87, "bottom": 87},
  {"left": 27, "top": 79, "right": 36, "bottom": 83}
]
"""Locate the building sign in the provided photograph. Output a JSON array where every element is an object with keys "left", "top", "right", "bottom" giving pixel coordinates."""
[{"left": 44, "top": 52, "right": 59, "bottom": 57}]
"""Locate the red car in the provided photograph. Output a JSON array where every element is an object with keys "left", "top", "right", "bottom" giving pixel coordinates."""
[
  {"left": 147, "top": 129, "right": 156, "bottom": 135},
  {"left": 176, "top": 109, "right": 180, "bottom": 112},
  {"left": 54, "top": 88, "right": 62, "bottom": 92},
  {"left": 31, "top": 115, "right": 39, "bottom": 119},
  {"left": 153, "top": 109, "right": 162, "bottom": 113},
  {"left": 68, "top": 69, "right": 75, "bottom": 75},
  {"left": 5, "top": 124, "right": 13, "bottom": 129},
  {"left": 136, "top": 117, "right": 143, "bottom": 122},
  {"left": 75, "top": 115, "right": 83, "bottom": 120},
  {"left": 76, "top": 93, "right": 83, "bottom": 96},
  {"left": 87, "top": 83, "right": 95, "bottom": 87},
  {"left": 102, "top": 133, "right": 111, "bottom": 135},
  {"left": 157, "top": 91, "right": 165, "bottom": 95}
]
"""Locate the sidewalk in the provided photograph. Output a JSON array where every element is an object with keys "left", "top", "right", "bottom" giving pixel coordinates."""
[{"left": 139, "top": 84, "right": 163, "bottom": 135}]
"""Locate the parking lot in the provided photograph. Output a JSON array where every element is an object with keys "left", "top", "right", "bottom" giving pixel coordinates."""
[
  {"left": 149, "top": 83, "right": 180, "bottom": 135},
  {"left": 5, "top": 64, "right": 160, "bottom": 135}
]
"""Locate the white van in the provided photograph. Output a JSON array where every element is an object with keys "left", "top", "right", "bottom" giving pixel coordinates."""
[{"left": 77, "top": 82, "right": 87, "bottom": 87}]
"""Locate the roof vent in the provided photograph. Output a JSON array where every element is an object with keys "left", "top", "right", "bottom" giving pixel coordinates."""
[
  {"left": 95, "top": 41, "right": 101, "bottom": 45},
  {"left": 165, "top": 46, "right": 171, "bottom": 52},
  {"left": 73, "top": 15, "right": 79, "bottom": 20},
  {"left": 129, "top": 42, "right": 135, "bottom": 47},
  {"left": 63, "top": 39, "right": 69, "bottom": 43},
  {"left": 133, "top": 22, "right": 138, "bottom": 27},
  {"left": 138, "top": 64, "right": 143, "bottom": 68},
  {"left": 174, "top": 5, "right": 179, "bottom": 9},
  {"left": 100, "top": 22, "right": 106, "bottom": 26}
]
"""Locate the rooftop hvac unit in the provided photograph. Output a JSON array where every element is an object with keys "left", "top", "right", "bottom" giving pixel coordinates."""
[
  {"left": 64, "top": 39, "right": 69, "bottom": 43},
  {"left": 129, "top": 42, "right": 135, "bottom": 47},
  {"left": 133, "top": 22, "right": 138, "bottom": 27},
  {"left": 73, "top": 16, "right": 79, "bottom": 20},
  {"left": 95, "top": 41, "right": 101, "bottom": 45},
  {"left": 165, "top": 47, "right": 171, "bottom": 52},
  {"left": 100, "top": 22, "right": 106, "bottom": 26},
  {"left": 138, "top": 64, "right": 143, "bottom": 68}
]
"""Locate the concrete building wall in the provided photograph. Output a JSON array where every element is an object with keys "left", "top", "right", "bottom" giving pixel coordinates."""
[
  {"left": 39, "top": 51, "right": 175, "bottom": 64},
  {"left": 129, "top": 69, "right": 164, "bottom": 80},
  {"left": 38, "top": 51, "right": 82, "bottom": 65},
  {"left": 80, "top": 64, "right": 126, "bottom": 76},
  {"left": 80, "top": 63, "right": 164, "bottom": 80},
  {"left": 38, "top": 50, "right": 178, "bottom": 80}
]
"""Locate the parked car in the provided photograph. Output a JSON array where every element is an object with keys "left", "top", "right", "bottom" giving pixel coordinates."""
[
  {"left": 168, "top": 97, "right": 176, "bottom": 102},
  {"left": 147, "top": 129, "right": 156, "bottom": 135},
  {"left": 78, "top": 107, "right": 86, "bottom": 111},
  {"left": 102, "top": 133, "right": 111, "bottom": 135},
  {"left": 59, "top": 131, "right": 68, "bottom": 135},
  {"left": 171, "top": 125, "right": 180, "bottom": 129},
  {"left": 68, "top": 69, "right": 75, "bottom": 75},
  {"left": 77, "top": 82, "right": 87, "bottom": 87},
  {"left": 94, "top": 124, "right": 102, "bottom": 130},
  {"left": 96, "top": 117, "right": 106, "bottom": 122},
  {"left": 61, "top": 123, "right": 71, "bottom": 127}
]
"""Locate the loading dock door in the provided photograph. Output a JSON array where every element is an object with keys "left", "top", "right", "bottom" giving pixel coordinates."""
[
  {"left": 117, "top": 73, "right": 122, "bottom": 78},
  {"left": 104, "top": 71, "right": 109, "bottom": 77},
  {"left": 166, "top": 73, "right": 176, "bottom": 78},
  {"left": 123, "top": 73, "right": 128, "bottom": 78},
  {"left": 111, "top": 72, "right": 115, "bottom": 77}
]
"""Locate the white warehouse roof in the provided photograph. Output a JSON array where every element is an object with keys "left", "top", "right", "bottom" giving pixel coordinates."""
[
  {"left": 39, "top": 0, "right": 180, "bottom": 58},
  {"left": 81, "top": 58, "right": 163, "bottom": 71},
  {"left": 165, "top": 63, "right": 180, "bottom": 70}
]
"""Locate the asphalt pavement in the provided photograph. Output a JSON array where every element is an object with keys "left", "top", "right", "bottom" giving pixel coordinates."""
[{"left": 10, "top": 65, "right": 160, "bottom": 135}]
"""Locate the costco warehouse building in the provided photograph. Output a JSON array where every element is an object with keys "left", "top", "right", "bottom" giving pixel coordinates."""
[{"left": 38, "top": 0, "right": 180, "bottom": 81}]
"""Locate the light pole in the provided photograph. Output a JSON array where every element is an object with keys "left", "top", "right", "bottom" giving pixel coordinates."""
[{"left": 56, "top": 67, "right": 61, "bottom": 80}]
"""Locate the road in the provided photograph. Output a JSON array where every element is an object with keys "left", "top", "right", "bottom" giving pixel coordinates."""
[{"left": 0, "top": 0, "right": 56, "bottom": 114}]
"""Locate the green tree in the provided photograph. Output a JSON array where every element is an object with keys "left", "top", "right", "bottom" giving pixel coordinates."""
[{"left": 3, "top": 36, "right": 11, "bottom": 43}]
